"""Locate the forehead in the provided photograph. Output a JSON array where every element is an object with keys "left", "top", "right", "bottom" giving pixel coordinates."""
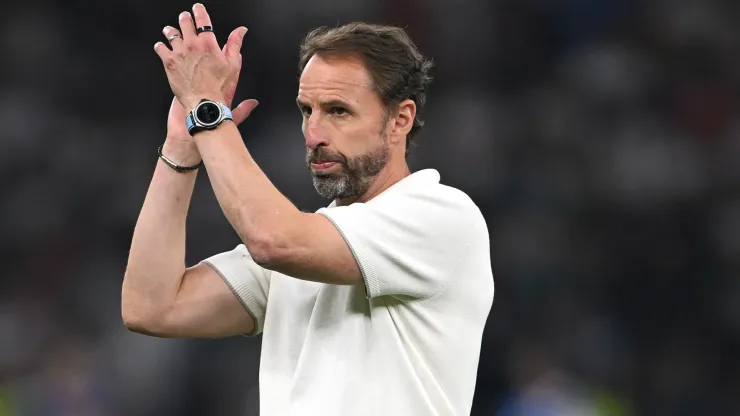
[{"left": 298, "top": 54, "right": 375, "bottom": 100}]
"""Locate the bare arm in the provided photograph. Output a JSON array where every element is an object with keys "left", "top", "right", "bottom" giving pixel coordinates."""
[
  {"left": 121, "top": 139, "right": 254, "bottom": 338},
  {"left": 152, "top": 5, "right": 364, "bottom": 286},
  {"left": 192, "top": 122, "right": 362, "bottom": 286},
  {"left": 127, "top": 262, "right": 254, "bottom": 338},
  {"left": 122, "top": 17, "right": 259, "bottom": 337}
]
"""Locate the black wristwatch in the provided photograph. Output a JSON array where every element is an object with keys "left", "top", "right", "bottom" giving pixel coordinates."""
[{"left": 186, "top": 99, "right": 233, "bottom": 136}]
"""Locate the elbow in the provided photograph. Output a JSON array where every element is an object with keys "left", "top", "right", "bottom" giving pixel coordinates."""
[
  {"left": 237, "top": 209, "right": 302, "bottom": 269},
  {"left": 121, "top": 310, "right": 147, "bottom": 333},
  {"left": 122, "top": 307, "right": 171, "bottom": 337},
  {"left": 121, "top": 280, "right": 144, "bottom": 332},
  {"left": 121, "top": 301, "right": 154, "bottom": 334},
  {"left": 121, "top": 287, "right": 168, "bottom": 336},
  {"left": 247, "top": 237, "right": 279, "bottom": 269},
  {"left": 246, "top": 231, "right": 286, "bottom": 269}
]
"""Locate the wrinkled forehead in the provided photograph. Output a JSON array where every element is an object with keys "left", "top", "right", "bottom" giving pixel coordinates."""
[{"left": 298, "top": 54, "right": 375, "bottom": 98}]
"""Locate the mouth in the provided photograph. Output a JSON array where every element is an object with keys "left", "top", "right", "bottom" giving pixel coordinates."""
[{"left": 310, "top": 161, "right": 340, "bottom": 171}]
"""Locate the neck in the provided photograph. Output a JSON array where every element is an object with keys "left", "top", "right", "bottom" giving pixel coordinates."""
[{"left": 335, "top": 161, "right": 410, "bottom": 207}]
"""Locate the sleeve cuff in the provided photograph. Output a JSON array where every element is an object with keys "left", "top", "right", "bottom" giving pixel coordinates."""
[
  {"left": 317, "top": 207, "right": 382, "bottom": 299},
  {"left": 201, "top": 253, "right": 266, "bottom": 335}
]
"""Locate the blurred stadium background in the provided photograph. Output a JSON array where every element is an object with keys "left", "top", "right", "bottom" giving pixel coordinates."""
[{"left": 1, "top": 0, "right": 739, "bottom": 414}]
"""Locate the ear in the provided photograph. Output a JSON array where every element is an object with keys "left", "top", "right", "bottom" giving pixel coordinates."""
[{"left": 390, "top": 99, "right": 416, "bottom": 143}]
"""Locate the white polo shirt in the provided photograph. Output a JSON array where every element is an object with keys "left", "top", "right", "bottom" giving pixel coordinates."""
[{"left": 202, "top": 169, "right": 494, "bottom": 416}]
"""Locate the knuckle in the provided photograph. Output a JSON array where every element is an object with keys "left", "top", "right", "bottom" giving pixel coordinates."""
[
  {"left": 204, "top": 41, "right": 220, "bottom": 52},
  {"left": 164, "top": 57, "right": 177, "bottom": 70}
]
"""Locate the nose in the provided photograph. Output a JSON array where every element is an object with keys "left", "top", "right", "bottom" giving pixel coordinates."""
[{"left": 304, "top": 117, "right": 328, "bottom": 150}]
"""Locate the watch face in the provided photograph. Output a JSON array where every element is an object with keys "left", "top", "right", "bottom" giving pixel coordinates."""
[{"left": 196, "top": 102, "right": 221, "bottom": 126}]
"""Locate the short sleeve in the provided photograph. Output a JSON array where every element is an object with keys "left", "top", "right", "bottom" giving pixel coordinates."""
[
  {"left": 200, "top": 244, "right": 272, "bottom": 335},
  {"left": 317, "top": 185, "right": 481, "bottom": 300}
]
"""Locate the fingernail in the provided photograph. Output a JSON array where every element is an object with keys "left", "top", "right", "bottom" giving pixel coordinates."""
[
  {"left": 163, "top": 26, "right": 170, "bottom": 33},
  {"left": 179, "top": 11, "right": 190, "bottom": 20},
  {"left": 193, "top": 3, "right": 203, "bottom": 9},
  {"left": 242, "top": 27, "right": 248, "bottom": 37}
]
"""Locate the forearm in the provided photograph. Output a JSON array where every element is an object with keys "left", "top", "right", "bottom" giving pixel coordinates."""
[
  {"left": 122, "top": 141, "right": 200, "bottom": 322},
  {"left": 193, "top": 121, "right": 301, "bottom": 260},
  {"left": 193, "top": 123, "right": 363, "bottom": 285}
]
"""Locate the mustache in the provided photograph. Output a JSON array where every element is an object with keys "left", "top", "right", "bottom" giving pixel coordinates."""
[{"left": 307, "top": 148, "right": 347, "bottom": 164}]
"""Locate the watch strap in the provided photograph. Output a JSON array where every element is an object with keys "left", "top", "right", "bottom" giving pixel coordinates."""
[
  {"left": 186, "top": 113, "right": 196, "bottom": 134},
  {"left": 221, "top": 105, "right": 234, "bottom": 121}
]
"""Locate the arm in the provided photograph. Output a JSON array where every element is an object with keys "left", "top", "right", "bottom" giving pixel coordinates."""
[
  {"left": 152, "top": 4, "right": 363, "bottom": 286},
  {"left": 124, "top": 15, "right": 262, "bottom": 337},
  {"left": 192, "top": 131, "right": 480, "bottom": 300},
  {"left": 192, "top": 122, "right": 362, "bottom": 286},
  {"left": 126, "top": 263, "right": 255, "bottom": 338},
  {"left": 121, "top": 138, "right": 254, "bottom": 338}
]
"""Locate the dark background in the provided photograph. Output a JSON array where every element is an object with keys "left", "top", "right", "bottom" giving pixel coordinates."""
[{"left": 1, "top": 0, "right": 739, "bottom": 415}]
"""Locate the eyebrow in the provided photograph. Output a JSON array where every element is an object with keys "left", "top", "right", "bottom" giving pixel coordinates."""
[{"left": 296, "top": 98, "right": 352, "bottom": 109}]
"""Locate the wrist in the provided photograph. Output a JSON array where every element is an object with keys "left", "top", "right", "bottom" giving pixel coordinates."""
[
  {"left": 162, "top": 139, "right": 201, "bottom": 166},
  {"left": 180, "top": 94, "right": 227, "bottom": 114}
]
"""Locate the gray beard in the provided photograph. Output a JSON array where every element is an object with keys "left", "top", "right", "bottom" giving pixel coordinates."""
[{"left": 308, "top": 140, "right": 390, "bottom": 200}]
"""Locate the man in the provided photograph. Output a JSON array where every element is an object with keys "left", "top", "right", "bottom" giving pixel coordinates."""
[{"left": 121, "top": 4, "right": 494, "bottom": 415}]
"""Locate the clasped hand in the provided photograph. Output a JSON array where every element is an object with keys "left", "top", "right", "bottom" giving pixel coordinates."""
[{"left": 154, "top": 3, "right": 258, "bottom": 120}]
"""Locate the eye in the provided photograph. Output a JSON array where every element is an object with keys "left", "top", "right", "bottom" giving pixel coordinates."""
[
  {"left": 300, "top": 106, "right": 312, "bottom": 116},
  {"left": 330, "top": 107, "right": 348, "bottom": 116}
]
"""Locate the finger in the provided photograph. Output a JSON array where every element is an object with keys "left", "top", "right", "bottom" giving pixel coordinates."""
[
  {"left": 222, "top": 53, "right": 243, "bottom": 106},
  {"left": 178, "top": 11, "right": 196, "bottom": 40},
  {"left": 154, "top": 42, "right": 173, "bottom": 61},
  {"left": 232, "top": 99, "right": 259, "bottom": 125},
  {"left": 162, "top": 26, "right": 183, "bottom": 50},
  {"left": 192, "top": 3, "right": 218, "bottom": 47},
  {"left": 224, "top": 27, "right": 248, "bottom": 67},
  {"left": 222, "top": 28, "right": 235, "bottom": 57}
]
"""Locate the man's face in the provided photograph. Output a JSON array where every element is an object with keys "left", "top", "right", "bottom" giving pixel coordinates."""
[{"left": 297, "top": 54, "right": 391, "bottom": 200}]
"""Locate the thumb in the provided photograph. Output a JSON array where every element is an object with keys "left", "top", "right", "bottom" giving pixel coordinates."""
[
  {"left": 232, "top": 99, "right": 259, "bottom": 125},
  {"left": 223, "top": 54, "right": 242, "bottom": 107},
  {"left": 224, "top": 80, "right": 238, "bottom": 107},
  {"left": 224, "top": 27, "right": 247, "bottom": 67}
]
